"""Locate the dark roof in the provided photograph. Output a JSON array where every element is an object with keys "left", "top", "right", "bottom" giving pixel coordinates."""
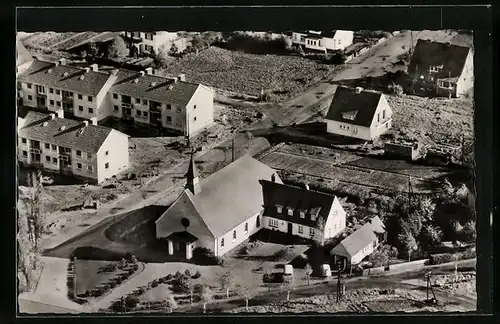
[
  {"left": 325, "top": 86, "right": 383, "bottom": 127},
  {"left": 187, "top": 155, "right": 281, "bottom": 237},
  {"left": 408, "top": 39, "right": 471, "bottom": 79},
  {"left": 165, "top": 231, "right": 198, "bottom": 243},
  {"left": 306, "top": 34, "right": 324, "bottom": 40},
  {"left": 16, "top": 39, "right": 33, "bottom": 67},
  {"left": 18, "top": 59, "right": 112, "bottom": 96},
  {"left": 110, "top": 69, "right": 201, "bottom": 106},
  {"left": 330, "top": 216, "right": 385, "bottom": 258},
  {"left": 260, "top": 180, "right": 336, "bottom": 228},
  {"left": 18, "top": 111, "right": 117, "bottom": 153}
]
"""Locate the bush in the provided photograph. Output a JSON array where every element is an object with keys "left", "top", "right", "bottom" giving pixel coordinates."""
[
  {"left": 192, "top": 247, "right": 219, "bottom": 265},
  {"left": 184, "top": 269, "right": 191, "bottom": 277},
  {"left": 262, "top": 273, "right": 270, "bottom": 283},
  {"left": 125, "top": 296, "right": 140, "bottom": 309},
  {"left": 388, "top": 82, "right": 404, "bottom": 96},
  {"left": 192, "top": 270, "right": 202, "bottom": 279},
  {"left": 174, "top": 270, "right": 183, "bottom": 278},
  {"left": 166, "top": 274, "right": 174, "bottom": 280}
]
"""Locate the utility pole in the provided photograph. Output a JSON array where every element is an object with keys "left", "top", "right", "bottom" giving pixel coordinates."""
[
  {"left": 461, "top": 134, "right": 465, "bottom": 166},
  {"left": 336, "top": 263, "right": 343, "bottom": 303},
  {"left": 424, "top": 271, "right": 437, "bottom": 304},
  {"left": 408, "top": 174, "right": 414, "bottom": 212},
  {"left": 231, "top": 138, "right": 235, "bottom": 162}
]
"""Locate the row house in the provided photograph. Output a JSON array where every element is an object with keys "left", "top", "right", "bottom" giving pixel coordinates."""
[
  {"left": 18, "top": 111, "right": 129, "bottom": 184},
  {"left": 122, "top": 31, "right": 188, "bottom": 55},
  {"left": 17, "top": 58, "right": 214, "bottom": 138},
  {"left": 287, "top": 30, "right": 354, "bottom": 53},
  {"left": 259, "top": 178, "right": 347, "bottom": 244}
]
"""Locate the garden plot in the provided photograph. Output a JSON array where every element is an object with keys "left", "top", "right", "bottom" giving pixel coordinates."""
[
  {"left": 74, "top": 260, "right": 121, "bottom": 296},
  {"left": 159, "top": 46, "right": 342, "bottom": 100}
]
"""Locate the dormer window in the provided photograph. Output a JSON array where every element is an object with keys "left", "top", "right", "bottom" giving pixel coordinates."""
[
  {"left": 341, "top": 110, "right": 358, "bottom": 121},
  {"left": 287, "top": 208, "right": 294, "bottom": 216},
  {"left": 429, "top": 65, "right": 443, "bottom": 73},
  {"left": 299, "top": 211, "right": 305, "bottom": 219},
  {"left": 311, "top": 214, "right": 317, "bottom": 222},
  {"left": 276, "top": 205, "right": 283, "bottom": 213}
]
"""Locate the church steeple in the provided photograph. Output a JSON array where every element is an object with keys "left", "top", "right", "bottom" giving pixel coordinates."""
[{"left": 186, "top": 151, "right": 201, "bottom": 195}]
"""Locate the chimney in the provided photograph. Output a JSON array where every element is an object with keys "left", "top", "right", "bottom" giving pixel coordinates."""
[
  {"left": 355, "top": 87, "right": 363, "bottom": 94},
  {"left": 178, "top": 73, "right": 186, "bottom": 82},
  {"left": 145, "top": 67, "right": 154, "bottom": 75},
  {"left": 83, "top": 120, "right": 89, "bottom": 127},
  {"left": 90, "top": 117, "right": 98, "bottom": 125},
  {"left": 50, "top": 113, "right": 56, "bottom": 120},
  {"left": 90, "top": 63, "right": 98, "bottom": 72},
  {"left": 305, "top": 183, "right": 310, "bottom": 190},
  {"left": 58, "top": 58, "right": 67, "bottom": 66},
  {"left": 271, "top": 174, "right": 276, "bottom": 183},
  {"left": 140, "top": 71, "right": 145, "bottom": 76},
  {"left": 56, "top": 110, "right": 64, "bottom": 118}
]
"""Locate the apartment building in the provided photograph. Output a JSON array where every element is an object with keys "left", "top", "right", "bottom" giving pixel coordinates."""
[
  {"left": 122, "top": 31, "right": 188, "bottom": 55},
  {"left": 18, "top": 59, "right": 214, "bottom": 137},
  {"left": 18, "top": 111, "right": 129, "bottom": 184}
]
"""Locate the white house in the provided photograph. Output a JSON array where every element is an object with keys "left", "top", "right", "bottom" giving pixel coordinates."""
[
  {"left": 288, "top": 30, "right": 354, "bottom": 52},
  {"left": 259, "top": 180, "right": 347, "bottom": 244},
  {"left": 330, "top": 216, "right": 386, "bottom": 268},
  {"left": 122, "top": 31, "right": 188, "bottom": 55},
  {"left": 155, "top": 155, "right": 281, "bottom": 259},
  {"left": 325, "top": 86, "right": 393, "bottom": 141},
  {"left": 17, "top": 111, "right": 129, "bottom": 184}
]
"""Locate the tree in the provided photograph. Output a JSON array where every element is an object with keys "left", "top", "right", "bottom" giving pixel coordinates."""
[
  {"left": 165, "top": 294, "right": 177, "bottom": 313},
  {"left": 25, "top": 170, "right": 45, "bottom": 251},
  {"left": 217, "top": 271, "right": 235, "bottom": 299},
  {"left": 17, "top": 197, "right": 35, "bottom": 292},
  {"left": 304, "top": 263, "right": 313, "bottom": 286},
  {"left": 239, "top": 284, "right": 253, "bottom": 311},
  {"left": 398, "top": 231, "right": 418, "bottom": 262},
  {"left": 88, "top": 42, "right": 99, "bottom": 57},
  {"left": 191, "top": 35, "right": 208, "bottom": 54},
  {"left": 419, "top": 224, "right": 443, "bottom": 248},
  {"left": 169, "top": 43, "right": 179, "bottom": 57},
  {"left": 460, "top": 220, "right": 476, "bottom": 242},
  {"left": 200, "top": 285, "right": 213, "bottom": 313},
  {"left": 154, "top": 48, "right": 170, "bottom": 69},
  {"left": 107, "top": 36, "right": 129, "bottom": 59}
]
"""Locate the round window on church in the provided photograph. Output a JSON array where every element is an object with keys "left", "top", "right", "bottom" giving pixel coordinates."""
[{"left": 181, "top": 217, "right": 190, "bottom": 228}]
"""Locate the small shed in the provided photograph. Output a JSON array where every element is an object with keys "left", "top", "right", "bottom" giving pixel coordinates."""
[
  {"left": 384, "top": 141, "right": 424, "bottom": 161},
  {"left": 284, "top": 264, "right": 294, "bottom": 276},
  {"left": 321, "top": 264, "right": 332, "bottom": 277}
]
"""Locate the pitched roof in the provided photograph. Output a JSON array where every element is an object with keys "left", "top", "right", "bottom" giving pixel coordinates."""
[
  {"left": 187, "top": 155, "right": 280, "bottom": 237},
  {"left": 325, "top": 86, "right": 383, "bottom": 127},
  {"left": 330, "top": 216, "right": 385, "bottom": 258},
  {"left": 18, "top": 111, "right": 119, "bottom": 153},
  {"left": 110, "top": 69, "right": 200, "bottom": 106},
  {"left": 16, "top": 38, "right": 33, "bottom": 67},
  {"left": 408, "top": 39, "right": 471, "bottom": 79},
  {"left": 260, "top": 180, "right": 336, "bottom": 228},
  {"left": 18, "top": 59, "right": 113, "bottom": 96}
]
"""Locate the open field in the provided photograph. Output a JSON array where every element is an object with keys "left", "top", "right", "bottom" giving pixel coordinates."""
[
  {"left": 159, "top": 46, "right": 343, "bottom": 100},
  {"left": 259, "top": 150, "right": 446, "bottom": 193}
]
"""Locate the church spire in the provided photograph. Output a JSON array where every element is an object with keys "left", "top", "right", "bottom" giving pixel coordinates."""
[{"left": 186, "top": 150, "right": 201, "bottom": 195}]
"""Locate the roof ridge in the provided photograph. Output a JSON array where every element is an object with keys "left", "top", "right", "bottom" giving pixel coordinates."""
[{"left": 261, "top": 179, "right": 337, "bottom": 198}]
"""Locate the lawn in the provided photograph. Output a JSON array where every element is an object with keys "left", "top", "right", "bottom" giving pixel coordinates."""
[
  {"left": 158, "top": 46, "right": 342, "bottom": 100},
  {"left": 74, "top": 259, "right": 120, "bottom": 296}
]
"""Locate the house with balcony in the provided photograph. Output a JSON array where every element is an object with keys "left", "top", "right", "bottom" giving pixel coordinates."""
[
  {"left": 108, "top": 68, "right": 214, "bottom": 137},
  {"left": 325, "top": 86, "right": 393, "bottom": 141},
  {"left": 330, "top": 216, "right": 386, "bottom": 270},
  {"left": 407, "top": 39, "right": 473, "bottom": 98},
  {"left": 155, "top": 154, "right": 280, "bottom": 259},
  {"left": 18, "top": 58, "right": 117, "bottom": 120},
  {"left": 259, "top": 180, "right": 346, "bottom": 244},
  {"left": 17, "top": 111, "right": 129, "bottom": 184},
  {"left": 122, "top": 31, "right": 188, "bottom": 55},
  {"left": 287, "top": 30, "right": 354, "bottom": 53}
]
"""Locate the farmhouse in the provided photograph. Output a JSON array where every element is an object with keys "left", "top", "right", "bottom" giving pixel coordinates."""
[
  {"left": 407, "top": 39, "right": 473, "bottom": 98},
  {"left": 287, "top": 30, "right": 354, "bottom": 52},
  {"left": 18, "top": 111, "right": 129, "bottom": 184},
  {"left": 17, "top": 58, "right": 214, "bottom": 137},
  {"left": 325, "top": 86, "right": 393, "bottom": 141},
  {"left": 122, "top": 31, "right": 188, "bottom": 55},
  {"left": 330, "top": 216, "right": 386, "bottom": 268},
  {"left": 259, "top": 180, "right": 347, "bottom": 244},
  {"left": 155, "top": 155, "right": 281, "bottom": 259}
]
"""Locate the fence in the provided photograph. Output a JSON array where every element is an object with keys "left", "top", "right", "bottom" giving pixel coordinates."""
[{"left": 363, "top": 258, "right": 429, "bottom": 276}]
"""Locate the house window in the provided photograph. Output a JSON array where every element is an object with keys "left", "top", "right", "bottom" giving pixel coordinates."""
[
  {"left": 299, "top": 211, "right": 305, "bottom": 218},
  {"left": 177, "top": 107, "right": 182, "bottom": 113},
  {"left": 311, "top": 213, "right": 317, "bottom": 222},
  {"left": 51, "top": 144, "right": 57, "bottom": 150},
  {"left": 269, "top": 218, "right": 279, "bottom": 228},
  {"left": 113, "top": 93, "right": 118, "bottom": 99},
  {"left": 89, "top": 108, "right": 94, "bottom": 114},
  {"left": 136, "top": 110, "right": 141, "bottom": 116},
  {"left": 56, "top": 90, "right": 60, "bottom": 95},
  {"left": 87, "top": 153, "right": 92, "bottom": 159},
  {"left": 233, "top": 230, "right": 237, "bottom": 241},
  {"left": 167, "top": 116, "right": 172, "bottom": 123},
  {"left": 49, "top": 88, "right": 54, "bottom": 94},
  {"left": 28, "top": 95, "right": 32, "bottom": 101},
  {"left": 27, "top": 83, "right": 32, "bottom": 89},
  {"left": 298, "top": 225, "right": 304, "bottom": 234},
  {"left": 221, "top": 238, "right": 224, "bottom": 248},
  {"left": 45, "top": 156, "right": 50, "bottom": 162},
  {"left": 167, "top": 104, "right": 172, "bottom": 110},
  {"left": 22, "top": 151, "right": 27, "bottom": 157},
  {"left": 87, "top": 165, "right": 93, "bottom": 172},
  {"left": 21, "top": 138, "right": 27, "bottom": 144},
  {"left": 52, "top": 157, "right": 57, "bottom": 164},
  {"left": 79, "top": 106, "right": 83, "bottom": 112},
  {"left": 105, "top": 151, "right": 109, "bottom": 156},
  {"left": 309, "top": 228, "right": 315, "bottom": 236},
  {"left": 78, "top": 94, "right": 83, "bottom": 100},
  {"left": 287, "top": 208, "right": 294, "bottom": 216},
  {"left": 50, "top": 100, "right": 54, "bottom": 106},
  {"left": 114, "top": 105, "right": 119, "bottom": 111},
  {"left": 105, "top": 162, "right": 109, "bottom": 169},
  {"left": 377, "top": 113, "right": 380, "bottom": 123},
  {"left": 136, "top": 98, "right": 140, "bottom": 104},
  {"left": 193, "top": 116, "right": 197, "bottom": 122},
  {"left": 382, "top": 110, "right": 386, "bottom": 119},
  {"left": 57, "top": 101, "right": 61, "bottom": 107},
  {"left": 144, "top": 112, "right": 148, "bottom": 117},
  {"left": 276, "top": 206, "right": 283, "bottom": 213},
  {"left": 77, "top": 163, "right": 82, "bottom": 169},
  {"left": 245, "top": 223, "right": 248, "bottom": 233},
  {"left": 44, "top": 143, "right": 50, "bottom": 149},
  {"left": 76, "top": 150, "right": 81, "bottom": 157},
  {"left": 143, "top": 99, "right": 147, "bottom": 105}
]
